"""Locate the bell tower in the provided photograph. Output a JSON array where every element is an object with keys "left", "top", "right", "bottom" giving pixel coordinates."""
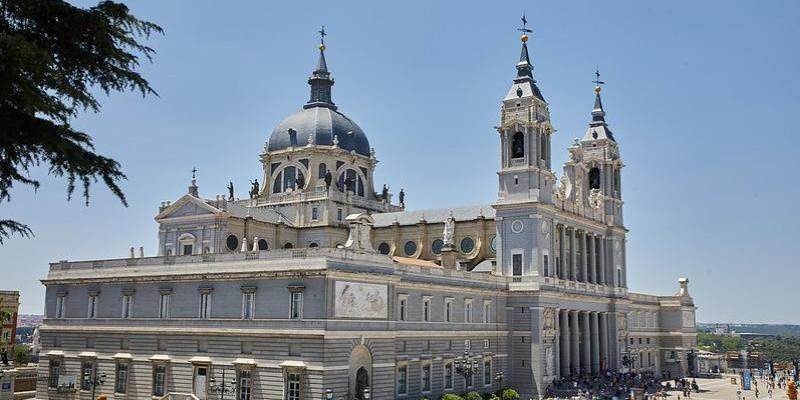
[{"left": 496, "top": 24, "right": 556, "bottom": 205}]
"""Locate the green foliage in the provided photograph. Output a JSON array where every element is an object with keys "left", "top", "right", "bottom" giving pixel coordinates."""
[
  {"left": 482, "top": 393, "right": 500, "bottom": 400},
  {"left": 0, "top": 311, "right": 10, "bottom": 322},
  {"left": 697, "top": 332, "right": 745, "bottom": 352},
  {"left": 462, "top": 392, "right": 482, "bottom": 400},
  {"left": 0, "top": 0, "right": 162, "bottom": 243},
  {"left": 752, "top": 336, "right": 800, "bottom": 362},
  {"left": 440, "top": 394, "right": 464, "bottom": 400},
  {"left": 500, "top": 388, "right": 520, "bottom": 400},
  {"left": 14, "top": 344, "right": 30, "bottom": 365}
]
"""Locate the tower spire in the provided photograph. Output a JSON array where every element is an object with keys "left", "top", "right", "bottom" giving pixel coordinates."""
[
  {"left": 583, "top": 69, "right": 615, "bottom": 142},
  {"left": 505, "top": 14, "right": 544, "bottom": 101},
  {"left": 305, "top": 25, "right": 336, "bottom": 110}
]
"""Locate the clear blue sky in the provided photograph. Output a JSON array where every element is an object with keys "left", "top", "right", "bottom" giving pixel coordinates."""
[{"left": 2, "top": 1, "right": 798, "bottom": 322}]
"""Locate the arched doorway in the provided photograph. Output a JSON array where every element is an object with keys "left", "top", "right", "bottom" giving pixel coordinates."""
[
  {"left": 348, "top": 345, "right": 372, "bottom": 399},
  {"left": 355, "top": 367, "right": 369, "bottom": 400}
]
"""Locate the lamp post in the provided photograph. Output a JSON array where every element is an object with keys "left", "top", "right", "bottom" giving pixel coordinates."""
[
  {"left": 455, "top": 350, "right": 478, "bottom": 386},
  {"left": 89, "top": 373, "right": 107, "bottom": 400},
  {"left": 209, "top": 369, "right": 237, "bottom": 400},
  {"left": 325, "top": 388, "right": 333, "bottom": 400},
  {"left": 362, "top": 387, "right": 370, "bottom": 400}
]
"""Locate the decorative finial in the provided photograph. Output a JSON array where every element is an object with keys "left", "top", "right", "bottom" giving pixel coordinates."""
[
  {"left": 518, "top": 13, "right": 532, "bottom": 42},
  {"left": 318, "top": 25, "right": 327, "bottom": 51},
  {"left": 592, "top": 67, "right": 605, "bottom": 93},
  {"left": 191, "top": 167, "right": 197, "bottom": 180}
]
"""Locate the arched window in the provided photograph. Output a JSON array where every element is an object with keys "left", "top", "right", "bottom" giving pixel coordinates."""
[
  {"left": 540, "top": 134, "right": 547, "bottom": 163},
  {"left": 309, "top": 243, "right": 319, "bottom": 248},
  {"left": 257, "top": 239, "right": 268, "bottom": 251},
  {"left": 614, "top": 168, "right": 621, "bottom": 194},
  {"left": 589, "top": 167, "right": 601, "bottom": 190},
  {"left": 283, "top": 242, "right": 294, "bottom": 249},
  {"left": 318, "top": 163, "right": 327, "bottom": 179},
  {"left": 178, "top": 233, "right": 196, "bottom": 256},
  {"left": 378, "top": 242, "right": 391, "bottom": 255},
  {"left": 273, "top": 166, "right": 305, "bottom": 193},
  {"left": 337, "top": 168, "right": 365, "bottom": 197},
  {"left": 511, "top": 132, "right": 525, "bottom": 159}
]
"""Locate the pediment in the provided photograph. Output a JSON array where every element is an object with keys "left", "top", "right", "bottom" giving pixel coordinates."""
[{"left": 155, "top": 194, "right": 220, "bottom": 221}]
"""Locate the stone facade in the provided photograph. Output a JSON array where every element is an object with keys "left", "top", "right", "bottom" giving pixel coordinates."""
[{"left": 36, "top": 30, "right": 696, "bottom": 400}]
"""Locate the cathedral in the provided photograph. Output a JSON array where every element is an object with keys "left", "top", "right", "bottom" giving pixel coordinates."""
[{"left": 36, "top": 25, "right": 697, "bottom": 400}]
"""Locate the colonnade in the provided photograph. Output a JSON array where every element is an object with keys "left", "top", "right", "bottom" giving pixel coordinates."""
[
  {"left": 554, "top": 224, "right": 608, "bottom": 285},
  {"left": 556, "top": 310, "right": 613, "bottom": 376}
]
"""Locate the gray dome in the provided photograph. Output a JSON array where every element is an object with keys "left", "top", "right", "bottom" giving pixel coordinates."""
[{"left": 267, "top": 107, "right": 371, "bottom": 157}]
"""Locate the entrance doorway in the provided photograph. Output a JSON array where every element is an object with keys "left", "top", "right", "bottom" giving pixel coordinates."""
[
  {"left": 355, "top": 367, "right": 369, "bottom": 399},
  {"left": 194, "top": 366, "right": 208, "bottom": 400}
]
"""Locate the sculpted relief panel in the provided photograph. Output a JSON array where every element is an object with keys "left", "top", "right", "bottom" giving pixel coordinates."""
[{"left": 334, "top": 281, "right": 388, "bottom": 319}]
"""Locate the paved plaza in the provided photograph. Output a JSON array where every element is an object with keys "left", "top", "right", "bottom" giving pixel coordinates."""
[{"left": 661, "top": 376, "right": 789, "bottom": 400}]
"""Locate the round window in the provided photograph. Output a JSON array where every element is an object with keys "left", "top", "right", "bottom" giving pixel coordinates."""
[
  {"left": 378, "top": 242, "right": 391, "bottom": 255},
  {"left": 257, "top": 239, "right": 268, "bottom": 251},
  {"left": 284, "top": 242, "right": 293, "bottom": 249},
  {"left": 511, "top": 220, "right": 524, "bottom": 233},
  {"left": 490, "top": 235, "right": 497, "bottom": 253},
  {"left": 460, "top": 237, "right": 475, "bottom": 253},
  {"left": 226, "top": 234, "right": 239, "bottom": 251},
  {"left": 431, "top": 239, "right": 444, "bottom": 254},
  {"left": 404, "top": 241, "right": 417, "bottom": 256}
]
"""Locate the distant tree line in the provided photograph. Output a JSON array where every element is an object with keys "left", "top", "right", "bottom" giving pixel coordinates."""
[{"left": 698, "top": 331, "right": 800, "bottom": 362}]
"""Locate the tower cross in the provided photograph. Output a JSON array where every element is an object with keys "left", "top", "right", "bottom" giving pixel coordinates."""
[
  {"left": 593, "top": 68, "right": 605, "bottom": 87},
  {"left": 191, "top": 167, "right": 197, "bottom": 180},
  {"left": 319, "top": 25, "right": 326, "bottom": 44},
  {"left": 518, "top": 13, "right": 533, "bottom": 34}
]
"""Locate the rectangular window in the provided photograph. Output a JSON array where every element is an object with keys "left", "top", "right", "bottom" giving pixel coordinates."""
[
  {"left": 48, "top": 359, "right": 62, "bottom": 388},
  {"left": 397, "top": 365, "right": 407, "bottom": 395},
  {"left": 199, "top": 292, "right": 211, "bottom": 319},
  {"left": 484, "top": 360, "right": 492, "bottom": 385},
  {"left": 512, "top": 253, "right": 523, "bottom": 276},
  {"left": 81, "top": 359, "right": 95, "bottom": 390},
  {"left": 311, "top": 206, "right": 319, "bottom": 221},
  {"left": 422, "top": 297, "right": 431, "bottom": 322},
  {"left": 159, "top": 293, "right": 171, "bottom": 319},
  {"left": 399, "top": 297, "right": 407, "bottom": 321},
  {"left": 87, "top": 295, "right": 97, "bottom": 319},
  {"left": 466, "top": 368, "right": 474, "bottom": 388},
  {"left": 242, "top": 292, "right": 255, "bottom": 320},
  {"left": 290, "top": 292, "right": 303, "bottom": 319},
  {"left": 484, "top": 339, "right": 490, "bottom": 349},
  {"left": 483, "top": 301, "right": 491, "bottom": 323},
  {"left": 55, "top": 296, "right": 66, "bottom": 318},
  {"left": 445, "top": 299, "right": 453, "bottom": 322},
  {"left": 444, "top": 361, "right": 453, "bottom": 390},
  {"left": 465, "top": 300, "right": 473, "bottom": 323},
  {"left": 337, "top": 208, "right": 343, "bottom": 221},
  {"left": 115, "top": 362, "right": 128, "bottom": 394},
  {"left": 238, "top": 369, "right": 252, "bottom": 400},
  {"left": 464, "top": 339, "right": 471, "bottom": 350},
  {"left": 152, "top": 364, "right": 166, "bottom": 396},
  {"left": 286, "top": 371, "right": 301, "bottom": 400},
  {"left": 183, "top": 244, "right": 193, "bottom": 255},
  {"left": 121, "top": 295, "right": 133, "bottom": 319},
  {"left": 543, "top": 254, "right": 549, "bottom": 276},
  {"left": 421, "top": 363, "right": 431, "bottom": 392}
]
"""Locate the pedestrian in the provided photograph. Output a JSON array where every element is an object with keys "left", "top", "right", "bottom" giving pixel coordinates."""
[{"left": 768, "top": 388, "right": 774, "bottom": 399}]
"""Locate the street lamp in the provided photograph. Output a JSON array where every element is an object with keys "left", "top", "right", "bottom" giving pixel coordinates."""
[
  {"left": 362, "top": 387, "right": 371, "bottom": 400},
  {"left": 455, "top": 350, "right": 478, "bottom": 386},
  {"left": 325, "top": 388, "right": 333, "bottom": 400},
  {"left": 89, "top": 373, "right": 107, "bottom": 400},
  {"left": 495, "top": 371, "right": 504, "bottom": 384},
  {"left": 209, "top": 369, "right": 237, "bottom": 400}
]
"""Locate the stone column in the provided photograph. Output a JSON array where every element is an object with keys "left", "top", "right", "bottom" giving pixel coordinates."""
[
  {"left": 560, "top": 309, "right": 570, "bottom": 376},
  {"left": 599, "top": 236, "right": 607, "bottom": 286},
  {"left": 580, "top": 231, "right": 588, "bottom": 282},
  {"left": 599, "top": 312, "right": 609, "bottom": 371},
  {"left": 587, "top": 233, "right": 595, "bottom": 284},
  {"left": 581, "top": 311, "right": 591, "bottom": 374},
  {"left": 570, "top": 310, "right": 580, "bottom": 375},
  {"left": 555, "top": 309, "right": 561, "bottom": 376},
  {"left": 591, "top": 312, "right": 600, "bottom": 373},
  {"left": 569, "top": 228, "right": 577, "bottom": 281}
]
